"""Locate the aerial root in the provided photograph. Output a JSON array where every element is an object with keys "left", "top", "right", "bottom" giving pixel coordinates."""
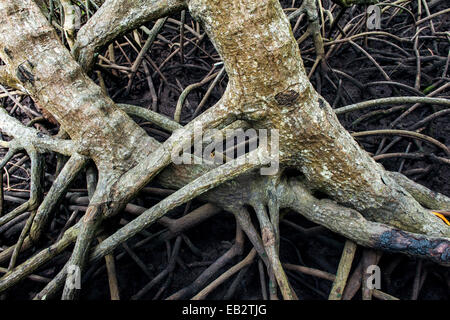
[
  {"left": 61, "top": 203, "right": 102, "bottom": 300},
  {"left": 0, "top": 107, "right": 77, "bottom": 156},
  {"left": 328, "top": 240, "right": 357, "bottom": 300},
  {"left": 293, "top": 0, "right": 326, "bottom": 77},
  {"left": 61, "top": 167, "right": 105, "bottom": 300},
  {"left": 1, "top": 155, "right": 448, "bottom": 298},
  {"left": 232, "top": 204, "right": 296, "bottom": 300},
  {"left": 60, "top": 0, "right": 78, "bottom": 49},
  {"left": 59, "top": 104, "right": 240, "bottom": 299},
  {"left": 0, "top": 153, "right": 87, "bottom": 269},
  {"left": 30, "top": 153, "right": 88, "bottom": 242},
  {"left": 34, "top": 203, "right": 221, "bottom": 300},
  {"left": 282, "top": 178, "right": 450, "bottom": 265},
  {"left": 192, "top": 248, "right": 257, "bottom": 300},
  {"left": 166, "top": 223, "right": 245, "bottom": 300},
  {"left": 109, "top": 101, "right": 239, "bottom": 205},
  {"left": 360, "top": 249, "right": 381, "bottom": 300},
  {"left": 0, "top": 221, "right": 79, "bottom": 293},
  {"left": 131, "top": 236, "right": 182, "bottom": 300},
  {"left": 0, "top": 146, "right": 43, "bottom": 228},
  {"left": 252, "top": 202, "right": 297, "bottom": 300},
  {"left": 3, "top": 149, "right": 261, "bottom": 297},
  {"left": 388, "top": 171, "right": 450, "bottom": 210}
]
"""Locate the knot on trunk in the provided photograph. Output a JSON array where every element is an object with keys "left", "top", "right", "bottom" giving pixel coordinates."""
[
  {"left": 262, "top": 226, "right": 275, "bottom": 246},
  {"left": 275, "top": 90, "right": 300, "bottom": 107}
]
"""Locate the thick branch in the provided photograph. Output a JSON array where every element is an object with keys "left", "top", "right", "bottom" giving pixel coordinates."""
[
  {"left": 388, "top": 172, "right": 450, "bottom": 210},
  {"left": 280, "top": 178, "right": 450, "bottom": 266},
  {"left": 0, "top": 108, "right": 76, "bottom": 156},
  {"left": 92, "top": 150, "right": 263, "bottom": 260},
  {"left": 30, "top": 153, "right": 88, "bottom": 241},
  {"left": 73, "top": 0, "right": 187, "bottom": 70},
  {"left": 0, "top": 0, "right": 158, "bottom": 169}
]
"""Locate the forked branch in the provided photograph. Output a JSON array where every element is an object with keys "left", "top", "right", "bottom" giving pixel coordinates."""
[{"left": 73, "top": 0, "right": 187, "bottom": 70}]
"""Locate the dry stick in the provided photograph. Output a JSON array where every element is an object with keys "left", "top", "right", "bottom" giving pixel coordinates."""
[
  {"left": 364, "top": 109, "right": 450, "bottom": 158},
  {"left": 123, "top": 35, "right": 173, "bottom": 90},
  {"left": 192, "top": 248, "right": 257, "bottom": 300},
  {"left": 167, "top": 17, "right": 202, "bottom": 39},
  {"left": 352, "top": 129, "right": 450, "bottom": 156},
  {"left": 418, "top": 267, "right": 428, "bottom": 294},
  {"left": 97, "top": 235, "right": 120, "bottom": 300},
  {"left": 328, "top": 240, "right": 357, "bottom": 300},
  {"left": 413, "top": 28, "right": 423, "bottom": 90},
  {"left": 57, "top": 210, "right": 79, "bottom": 241},
  {"left": 283, "top": 263, "right": 335, "bottom": 281},
  {"left": 375, "top": 125, "right": 417, "bottom": 157},
  {"left": 125, "top": 17, "right": 167, "bottom": 95},
  {"left": 98, "top": 55, "right": 131, "bottom": 71},
  {"left": 373, "top": 152, "right": 427, "bottom": 161},
  {"left": 0, "top": 85, "right": 40, "bottom": 118},
  {"left": 364, "top": 80, "right": 424, "bottom": 96}
]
